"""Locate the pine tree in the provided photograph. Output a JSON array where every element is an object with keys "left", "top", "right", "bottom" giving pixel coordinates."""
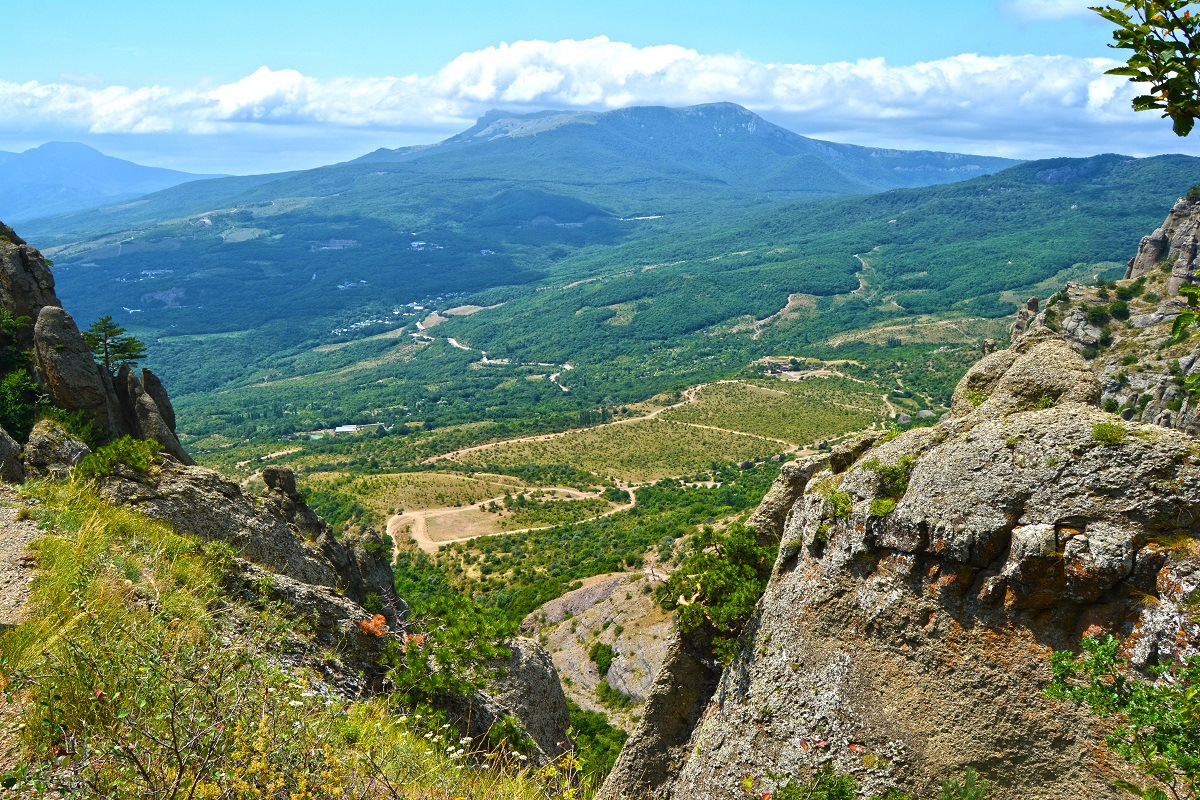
[{"left": 83, "top": 315, "right": 147, "bottom": 373}]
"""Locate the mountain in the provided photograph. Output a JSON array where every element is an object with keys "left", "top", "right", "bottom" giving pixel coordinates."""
[
  {"left": 0, "top": 142, "right": 221, "bottom": 222},
  {"left": 353, "top": 103, "right": 1021, "bottom": 196}
]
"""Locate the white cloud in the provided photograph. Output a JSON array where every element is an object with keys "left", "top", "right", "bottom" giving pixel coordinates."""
[
  {"left": 0, "top": 36, "right": 1194, "bottom": 173},
  {"left": 1004, "top": 0, "right": 1095, "bottom": 21}
]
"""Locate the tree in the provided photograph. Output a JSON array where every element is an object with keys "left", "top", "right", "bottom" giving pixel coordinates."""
[
  {"left": 1094, "top": 2, "right": 1200, "bottom": 135},
  {"left": 83, "top": 315, "right": 147, "bottom": 373}
]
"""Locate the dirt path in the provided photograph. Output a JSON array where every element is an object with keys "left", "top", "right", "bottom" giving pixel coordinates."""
[
  {"left": 0, "top": 485, "right": 42, "bottom": 771},
  {"left": 0, "top": 486, "right": 40, "bottom": 630},
  {"left": 388, "top": 486, "right": 637, "bottom": 554}
]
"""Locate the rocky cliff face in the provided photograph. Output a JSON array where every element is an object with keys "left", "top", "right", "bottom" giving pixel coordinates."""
[
  {"left": 602, "top": 326, "right": 1200, "bottom": 795},
  {"left": 0, "top": 220, "right": 190, "bottom": 462}
]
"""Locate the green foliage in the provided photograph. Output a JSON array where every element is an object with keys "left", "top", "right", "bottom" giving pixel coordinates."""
[
  {"left": 770, "top": 764, "right": 859, "bottom": 800},
  {"left": 75, "top": 436, "right": 162, "bottom": 480},
  {"left": 1105, "top": 398, "right": 1122, "bottom": 413},
  {"left": 870, "top": 497, "right": 897, "bottom": 517},
  {"left": 595, "top": 680, "right": 634, "bottom": 709},
  {"left": 565, "top": 700, "right": 628, "bottom": 784},
  {"left": 388, "top": 548, "right": 514, "bottom": 704},
  {"left": 589, "top": 641, "right": 616, "bottom": 678},
  {"left": 1112, "top": 299, "right": 1132, "bottom": 320},
  {"left": 657, "top": 522, "right": 777, "bottom": 664},
  {"left": 1094, "top": 421, "right": 1129, "bottom": 446},
  {"left": 1045, "top": 635, "right": 1199, "bottom": 800},
  {"left": 863, "top": 454, "right": 916, "bottom": 499},
  {"left": 82, "top": 314, "right": 147, "bottom": 373},
  {"left": 1189, "top": 184, "right": 1200, "bottom": 200},
  {"left": 602, "top": 485, "right": 631, "bottom": 502},
  {"left": 1035, "top": 394, "right": 1058, "bottom": 410},
  {"left": 0, "top": 309, "right": 36, "bottom": 441},
  {"left": 938, "top": 768, "right": 991, "bottom": 800},
  {"left": 1094, "top": 1, "right": 1200, "bottom": 135},
  {"left": 823, "top": 488, "right": 855, "bottom": 520},
  {"left": 1173, "top": 284, "right": 1200, "bottom": 342},
  {"left": 966, "top": 390, "right": 989, "bottom": 408}
]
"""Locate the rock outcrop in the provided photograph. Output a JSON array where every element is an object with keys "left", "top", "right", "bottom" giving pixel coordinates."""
[
  {"left": 1126, "top": 196, "right": 1200, "bottom": 294},
  {"left": 23, "top": 419, "right": 90, "bottom": 479},
  {"left": 602, "top": 330, "right": 1199, "bottom": 800},
  {"left": 0, "top": 427, "right": 24, "bottom": 484},
  {"left": 0, "top": 220, "right": 192, "bottom": 464}
]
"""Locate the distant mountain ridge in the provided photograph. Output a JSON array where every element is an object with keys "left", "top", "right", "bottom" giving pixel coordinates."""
[
  {"left": 354, "top": 102, "right": 1021, "bottom": 196},
  {"left": 0, "top": 142, "right": 221, "bottom": 223}
]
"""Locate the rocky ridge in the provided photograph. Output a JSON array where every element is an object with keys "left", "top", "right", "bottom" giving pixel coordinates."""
[
  {"left": 0, "top": 219, "right": 571, "bottom": 761},
  {"left": 601, "top": 204, "right": 1200, "bottom": 799}
]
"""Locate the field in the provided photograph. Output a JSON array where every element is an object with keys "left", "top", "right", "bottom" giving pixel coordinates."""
[
  {"left": 660, "top": 378, "right": 884, "bottom": 445},
  {"left": 446, "top": 418, "right": 784, "bottom": 483},
  {"left": 304, "top": 470, "right": 528, "bottom": 515}
]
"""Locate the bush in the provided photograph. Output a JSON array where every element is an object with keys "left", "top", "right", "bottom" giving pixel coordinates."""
[
  {"left": 75, "top": 436, "right": 162, "bottom": 480},
  {"left": 589, "top": 641, "right": 615, "bottom": 677},
  {"left": 1110, "top": 300, "right": 1130, "bottom": 321},
  {"left": 823, "top": 488, "right": 855, "bottom": 520},
  {"left": 938, "top": 768, "right": 990, "bottom": 800},
  {"left": 863, "top": 454, "right": 916, "bottom": 499},
  {"left": 657, "top": 522, "right": 777, "bottom": 664},
  {"left": 869, "top": 497, "right": 897, "bottom": 517},
  {"left": 1045, "top": 636, "right": 1199, "bottom": 800},
  {"left": 1093, "top": 422, "right": 1128, "bottom": 446}
]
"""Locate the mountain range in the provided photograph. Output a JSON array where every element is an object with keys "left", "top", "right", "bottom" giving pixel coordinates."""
[{"left": 0, "top": 141, "right": 219, "bottom": 223}]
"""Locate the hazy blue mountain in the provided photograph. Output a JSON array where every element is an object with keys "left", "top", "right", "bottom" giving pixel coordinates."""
[{"left": 0, "top": 142, "right": 221, "bottom": 222}]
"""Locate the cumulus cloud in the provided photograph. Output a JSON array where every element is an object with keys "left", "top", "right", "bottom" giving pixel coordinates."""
[{"left": 0, "top": 36, "right": 1193, "bottom": 172}]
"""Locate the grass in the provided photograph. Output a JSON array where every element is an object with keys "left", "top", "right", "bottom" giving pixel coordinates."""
[{"left": 0, "top": 481, "right": 594, "bottom": 799}]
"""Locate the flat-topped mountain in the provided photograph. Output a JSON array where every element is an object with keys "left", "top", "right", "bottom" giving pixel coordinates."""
[
  {"left": 0, "top": 141, "right": 220, "bottom": 223},
  {"left": 355, "top": 102, "right": 1021, "bottom": 196}
]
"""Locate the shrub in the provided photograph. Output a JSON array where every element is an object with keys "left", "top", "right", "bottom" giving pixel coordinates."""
[
  {"left": 75, "top": 436, "right": 162, "bottom": 480},
  {"left": 1103, "top": 398, "right": 1120, "bottom": 413},
  {"left": 1110, "top": 300, "right": 1130, "bottom": 321},
  {"left": 1035, "top": 395, "right": 1057, "bottom": 410},
  {"left": 589, "top": 641, "right": 615, "bottom": 678},
  {"left": 863, "top": 454, "right": 916, "bottom": 499},
  {"left": 1045, "top": 636, "right": 1199, "bottom": 800},
  {"left": 966, "top": 390, "right": 989, "bottom": 408},
  {"left": 869, "top": 497, "right": 897, "bottom": 517},
  {"left": 657, "top": 523, "right": 777, "bottom": 664},
  {"left": 1093, "top": 422, "right": 1128, "bottom": 446},
  {"left": 1084, "top": 305, "right": 1111, "bottom": 327},
  {"left": 938, "top": 768, "right": 990, "bottom": 800}
]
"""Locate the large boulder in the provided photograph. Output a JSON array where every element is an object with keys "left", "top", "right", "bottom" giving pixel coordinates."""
[
  {"left": 0, "top": 229, "right": 59, "bottom": 349},
  {"left": 32, "top": 306, "right": 128, "bottom": 438},
  {"left": 114, "top": 364, "right": 192, "bottom": 465},
  {"left": 99, "top": 461, "right": 403, "bottom": 621},
  {"left": 23, "top": 419, "right": 90, "bottom": 479},
  {"left": 0, "top": 426, "right": 24, "bottom": 483},
  {"left": 607, "top": 329, "right": 1200, "bottom": 800}
]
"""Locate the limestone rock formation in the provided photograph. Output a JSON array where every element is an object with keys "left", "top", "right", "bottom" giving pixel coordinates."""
[
  {"left": 99, "top": 460, "right": 403, "bottom": 619},
  {"left": 0, "top": 427, "right": 24, "bottom": 484},
  {"left": 0, "top": 224, "right": 59, "bottom": 349},
  {"left": 23, "top": 419, "right": 90, "bottom": 479},
  {"left": 0, "top": 220, "right": 192, "bottom": 464},
  {"left": 1126, "top": 196, "right": 1200, "bottom": 294},
  {"left": 33, "top": 305, "right": 129, "bottom": 438},
  {"left": 602, "top": 331, "right": 1199, "bottom": 800}
]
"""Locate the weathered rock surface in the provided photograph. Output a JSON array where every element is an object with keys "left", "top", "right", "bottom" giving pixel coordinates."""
[
  {"left": 0, "top": 427, "right": 23, "bottom": 484},
  {"left": 99, "top": 460, "right": 403, "bottom": 620},
  {"left": 1126, "top": 196, "right": 1200, "bottom": 294},
  {"left": 23, "top": 419, "right": 90, "bottom": 479},
  {"left": 0, "top": 220, "right": 191, "bottom": 463},
  {"left": 0, "top": 228, "right": 59, "bottom": 349},
  {"left": 32, "top": 306, "right": 127, "bottom": 437},
  {"left": 604, "top": 329, "right": 1199, "bottom": 800}
]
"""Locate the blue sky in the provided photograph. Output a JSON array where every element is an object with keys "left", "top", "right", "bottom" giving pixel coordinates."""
[{"left": 1, "top": 0, "right": 1197, "bottom": 173}]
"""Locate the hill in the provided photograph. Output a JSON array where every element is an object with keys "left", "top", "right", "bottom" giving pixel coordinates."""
[{"left": 0, "top": 142, "right": 221, "bottom": 222}]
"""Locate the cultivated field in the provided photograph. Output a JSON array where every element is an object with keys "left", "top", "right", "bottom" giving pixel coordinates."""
[
  {"left": 660, "top": 378, "right": 884, "bottom": 445},
  {"left": 305, "top": 470, "right": 526, "bottom": 514},
  {"left": 450, "top": 418, "right": 783, "bottom": 483}
]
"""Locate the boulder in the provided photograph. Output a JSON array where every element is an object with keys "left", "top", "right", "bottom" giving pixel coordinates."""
[
  {"left": 114, "top": 364, "right": 192, "bottom": 464},
  {"left": 23, "top": 419, "right": 89, "bottom": 479},
  {"left": 0, "top": 426, "right": 24, "bottom": 483},
  {"left": 32, "top": 306, "right": 128, "bottom": 438},
  {"left": 140, "top": 368, "right": 177, "bottom": 433},
  {"left": 611, "top": 329, "right": 1199, "bottom": 800},
  {"left": 0, "top": 232, "right": 59, "bottom": 349}
]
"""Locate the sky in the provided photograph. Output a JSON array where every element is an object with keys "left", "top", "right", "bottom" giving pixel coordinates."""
[{"left": 1, "top": 0, "right": 1197, "bottom": 174}]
